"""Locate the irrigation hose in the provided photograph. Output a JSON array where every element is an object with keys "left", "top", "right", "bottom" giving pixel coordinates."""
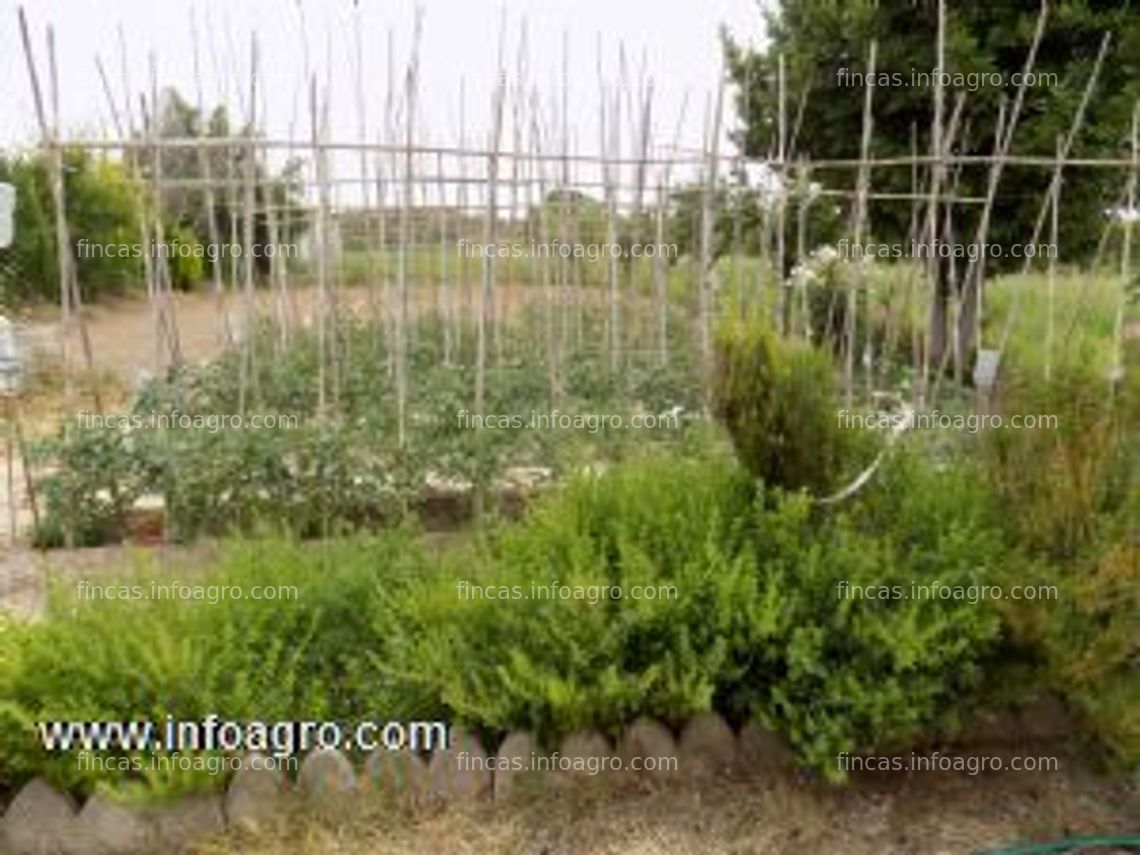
[
  {"left": 973, "top": 835, "right": 1140, "bottom": 854},
  {"left": 815, "top": 400, "right": 913, "bottom": 504}
]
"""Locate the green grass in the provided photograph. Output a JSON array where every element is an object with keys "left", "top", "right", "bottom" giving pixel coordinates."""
[{"left": 984, "top": 269, "right": 1126, "bottom": 371}]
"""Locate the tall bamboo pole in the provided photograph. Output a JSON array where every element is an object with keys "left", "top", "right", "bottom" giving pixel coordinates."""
[
  {"left": 311, "top": 76, "right": 329, "bottom": 418},
  {"left": 846, "top": 41, "right": 876, "bottom": 406},
  {"left": 632, "top": 76, "right": 654, "bottom": 350},
  {"left": 654, "top": 93, "right": 688, "bottom": 365},
  {"left": 18, "top": 10, "right": 102, "bottom": 412},
  {"left": 353, "top": 8, "right": 378, "bottom": 355},
  {"left": 1045, "top": 135, "right": 1062, "bottom": 382},
  {"left": 920, "top": 0, "right": 947, "bottom": 403},
  {"left": 558, "top": 32, "right": 572, "bottom": 369},
  {"left": 437, "top": 150, "right": 452, "bottom": 364},
  {"left": 956, "top": 1, "right": 1048, "bottom": 363},
  {"left": 1023, "top": 31, "right": 1113, "bottom": 265},
  {"left": 478, "top": 28, "right": 508, "bottom": 422},
  {"left": 457, "top": 77, "right": 471, "bottom": 350},
  {"left": 998, "top": 30, "right": 1111, "bottom": 358},
  {"left": 238, "top": 37, "right": 259, "bottom": 411},
  {"left": 379, "top": 27, "right": 397, "bottom": 373},
  {"left": 396, "top": 11, "right": 424, "bottom": 447},
  {"left": 698, "top": 70, "right": 726, "bottom": 387},
  {"left": 192, "top": 8, "right": 232, "bottom": 349},
  {"left": 775, "top": 53, "right": 788, "bottom": 333},
  {"left": 531, "top": 93, "right": 556, "bottom": 406},
  {"left": 1111, "top": 102, "right": 1139, "bottom": 394}
]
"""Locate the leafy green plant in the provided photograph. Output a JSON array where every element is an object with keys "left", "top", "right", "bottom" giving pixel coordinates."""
[
  {"left": 723, "top": 449, "right": 1015, "bottom": 781},
  {"left": 30, "top": 426, "right": 154, "bottom": 548},
  {"left": 375, "top": 447, "right": 758, "bottom": 742},
  {"left": 0, "top": 534, "right": 437, "bottom": 800},
  {"left": 34, "top": 309, "right": 704, "bottom": 545},
  {"left": 0, "top": 149, "right": 142, "bottom": 305},
  {"left": 711, "top": 312, "right": 870, "bottom": 494},
  {"left": 982, "top": 356, "right": 1138, "bottom": 562}
]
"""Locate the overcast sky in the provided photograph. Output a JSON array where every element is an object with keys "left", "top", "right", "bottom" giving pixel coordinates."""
[{"left": 0, "top": 0, "right": 767, "bottom": 175}]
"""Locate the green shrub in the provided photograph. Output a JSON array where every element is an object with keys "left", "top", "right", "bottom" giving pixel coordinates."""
[
  {"left": 978, "top": 355, "right": 1139, "bottom": 770},
  {"left": 711, "top": 313, "right": 870, "bottom": 494},
  {"left": 0, "top": 149, "right": 142, "bottom": 305},
  {"left": 377, "top": 448, "right": 760, "bottom": 742},
  {"left": 724, "top": 450, "right": 1014, "bottom": 780},
  {"left": 380, "top": 443, "right": 1012, "bottom": 782},
  {"left": 983, "top": 356, "right": 1138, "bottom": 562},
  {"left": 6, "top": 436, "right": 1125, "bottom": 799},
  {"left": 0, "top": 534, "right": 437, "bottom": 801}
]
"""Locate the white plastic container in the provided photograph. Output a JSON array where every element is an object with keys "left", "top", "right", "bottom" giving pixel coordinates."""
[
  {"left": 0, "top": 182, "right": 14, "bottom": 249},
  {"left": 0, "top": 316, "right": 22, "bottom": 395}
]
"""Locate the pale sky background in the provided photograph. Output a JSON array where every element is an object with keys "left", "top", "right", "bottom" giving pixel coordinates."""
[{"left": 0, "top": 0, "right": 769, "bottom": 206}]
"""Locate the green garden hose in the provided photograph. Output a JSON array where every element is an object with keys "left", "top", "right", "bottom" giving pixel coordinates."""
[{"left": 973, "top": 835, "right": 1140, "bottom": 854}]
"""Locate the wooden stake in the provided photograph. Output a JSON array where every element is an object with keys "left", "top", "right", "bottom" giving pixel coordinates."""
[{"left": 846, "top": 40, "right": 876, "bottom": 406}]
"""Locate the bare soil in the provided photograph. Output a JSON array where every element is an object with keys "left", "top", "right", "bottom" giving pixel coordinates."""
[{"left": 200, "top": 760, "right": 1138, "bottom": 855}]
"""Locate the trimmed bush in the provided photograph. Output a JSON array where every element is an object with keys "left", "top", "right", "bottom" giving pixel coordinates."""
[
  {"left": 711, "top": 313, "right": 870, "bottom": 495},
  {"left": 724, "top": 450, "right": 1015, "bottom": 780},
  {"left": 377, "top": 448, "right": 759, "bottom": 742},
  {"left": 0, "top": 534, "right": 440, "bottom": 801}
]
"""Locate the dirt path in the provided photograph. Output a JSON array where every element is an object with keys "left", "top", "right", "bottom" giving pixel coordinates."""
[
  {"left": 0, "top": 543, "right": 218, "bottom": 620},
  {"left": 0, "top": 446, "right": 32, "bottom": 550},
  {"left": 21, "top": 281, "right": 616, "bottom": 391},
  {"left": 206, "top": 759, "right": 1138, "bottom": 855}
]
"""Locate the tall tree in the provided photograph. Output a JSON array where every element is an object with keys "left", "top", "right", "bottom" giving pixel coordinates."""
[
  {"left": 135, "top": 88, "right": 306, "bottom": 280},
  {"left": 726, "top": 0, "right": 1140, "bottom": 370}
]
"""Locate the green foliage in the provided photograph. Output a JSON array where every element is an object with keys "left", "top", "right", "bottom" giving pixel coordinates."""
[
  {"left": 0, "top": 88, "right": 308, "bottom": 308},
  {"left": 34, "top": 310, "right": 704, "bottom": 545},
  {"left": 31, "top": 425, "right": 155, "bottom": 547},
  {"left": 980, "top": 356, "right": 1139, "bottom": 770},
  {"left": 668, "top": 178, "right": 844, "bottom": 274},
  {"left": 790, "top": 248, "right": 920, "bottom": 372},
  {"left": 0, "top": 534, "right": 438, "bottom": 800},
  {"left": 711, "top": 312, "right": 871, "bottom": 494},
  {"left": 379, "top": 449, "right": 758, "bottom": 741},
  {"left": 1037, "top": 544, "right": 1139, "bottom": 769},
  {"left": 375, "top": 445, "right": 1015, "bottom": 782},
  {"left": 726, "top": 2, "right": 1140, "bottom": 267},
  {"left": 1, "top": 442, "right": 1026, "bottom": 797},
  {"left": 727, "top": 449, "right": 1013, "bottom": 780},
  {"left": 136, "top": 88, "right": 307, "bottom": 282},
  {"left": 983, "top": 357, "right": 1138, "bottom": 562},
  {"left": 0, "top": 149, "right": 142, "bottom": 305},
  {"left": 164, "top": 225, "right": 206, "bottom": 290}
]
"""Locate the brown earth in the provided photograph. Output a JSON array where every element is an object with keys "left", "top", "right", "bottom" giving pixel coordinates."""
[{"left": 200, "top": 758, "right": 1138, "bottom": 855}]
